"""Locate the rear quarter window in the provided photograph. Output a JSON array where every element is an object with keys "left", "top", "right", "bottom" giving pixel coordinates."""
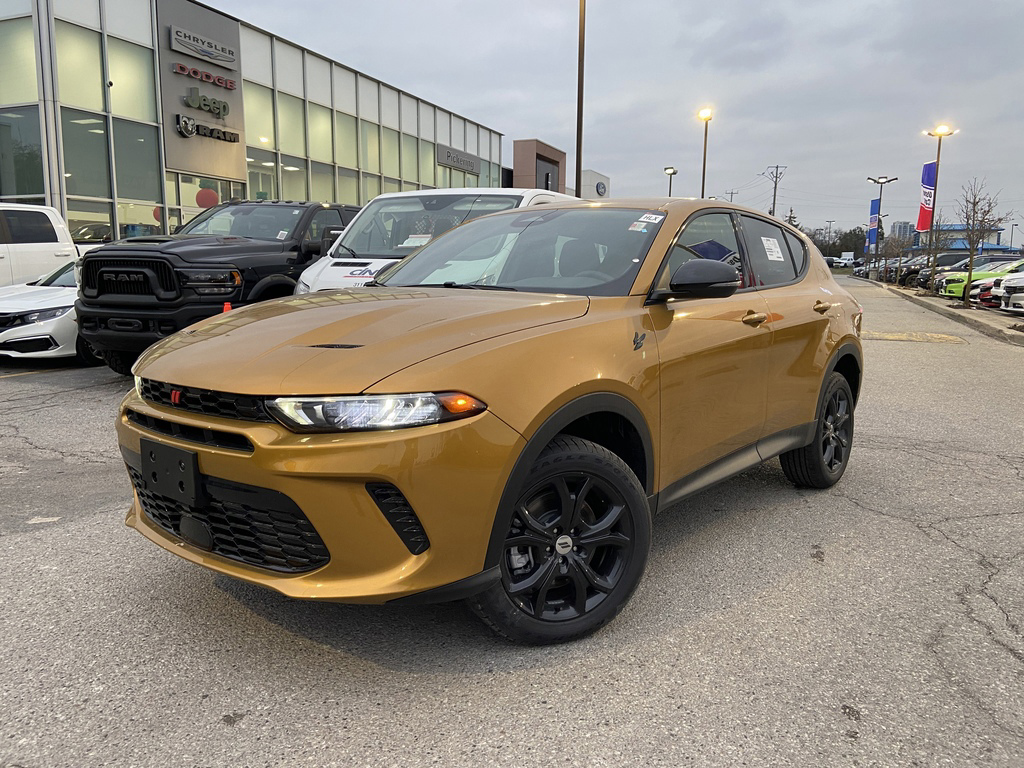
[{"left": 3, "top": 210, "right": 59, "bottom": 244}]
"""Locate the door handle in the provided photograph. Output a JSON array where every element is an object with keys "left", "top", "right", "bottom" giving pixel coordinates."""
[
  {"left": 813, "top": 300, "right": 834, "bottom": 314},
  {"left": 54, "top": 252, "right": 74, "bottom": 257},
  {"left": 742, "top": 311, "right": 768, "bottom": 326}
]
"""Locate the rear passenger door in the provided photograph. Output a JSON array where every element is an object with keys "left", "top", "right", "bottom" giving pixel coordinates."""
[
  {"left": 737, "top": 214, "right": 833, "bottom": 438},
  {"left": 0, "top": 216, "right": 12, "bottom": 286},
  {"left": 2, "top": 209, "right": 75, "bottom": 284}
]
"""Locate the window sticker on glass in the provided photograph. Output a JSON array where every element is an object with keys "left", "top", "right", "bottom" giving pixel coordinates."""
[
  {"left": 628, "top": 222, "right": 648, "bottom": 232},
  {"left": 400, "top": 234, "right": 432, "bottom": 248},
  {"left": 638, "top": 213, "right": 664, "bottom": 223},
  {"left": 761, "top": 236, "right": 786, "bottom": 261},
  {"left": 277, "top": 230, "right": 288, "bottom": 240}
]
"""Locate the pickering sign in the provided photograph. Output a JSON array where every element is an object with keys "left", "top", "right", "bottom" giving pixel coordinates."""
[
  {"left": 170, "top": 25, "right": 238, "bottom": 70},
  {"left": 435, "top": 145, "right": 481, "bottom": 175}
]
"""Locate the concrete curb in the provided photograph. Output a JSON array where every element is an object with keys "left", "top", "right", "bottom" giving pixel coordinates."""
[{"left": 851, "top": 276, "right": 1024, "bottom": 348}]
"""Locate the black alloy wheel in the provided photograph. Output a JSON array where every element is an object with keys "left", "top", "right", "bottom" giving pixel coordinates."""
[
  {"left": 780, "top": 371, "right": 855, "bottom": 488},
  {"left": 469, "top": 436, "right": 650, "bottom": 644}
]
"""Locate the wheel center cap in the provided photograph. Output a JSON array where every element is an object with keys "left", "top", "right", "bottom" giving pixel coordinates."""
[{"left": 554, "top": 535, "right": 573, "bottom": 555}]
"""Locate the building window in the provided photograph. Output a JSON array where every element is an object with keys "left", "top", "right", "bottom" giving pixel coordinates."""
[
  {"left": 55, "top": 21, "right": 105, "bottom": 112},
  {"left": 116, "top": 202, "right": 162, "bottom": 238},
  {"left": 360, "top": 120, "right": 379, "bottom": 174},
  {"left": 281, "top": 155, "right": 307, "bottom": 200},
  {"left": 107, "top": 36, "right": 156, "bottom": 122},
  {"left": 61, "top": 108, "right": 110, "bottom": 198},
  {"left": 361, "top": 173, "right": 380, "bottom": 204},
  {"left": 382, "top": 177, "right": 400, "bottom": 195},
  {"left": 179, "top": 175, "right": 231, "bottom": 210},
  {"left": 277, "top": 92, "right": 306, "bottom": 157},
  {"left": 337, "top": 167, "right": 357, "bottom": 205},
  {"left": 0, "top": 107, "right": 44, "bottom": 198},
  {"left": 66, "top": 199, "right": 113, "bottom": 243},
  {"left": 246, "top": 148, "right": 277, "bottom": 200},
  {"left": 0, "top": 17, "right": 39, "bottom": 105},
  {"left": 450, "top": 169, "right": 465, "bottom": 187},
  {"left": 381, "top": 127, "right": 400, "bottom": 179},
  {"left": 335, "top": 112, "right": 357, "bottom": 168},
  {"left": 419, "top": 140, "right": 434, "bottom": 187},
  {"left": 436, "top": 165, "right": 450, "bottom": 188},
  {"left": 243, "top": 81, "right": 276, "bottom": 149},
  {"left": 164, "top": 172, "right": 178, "bottom": 207},
  {"left": 401, "top": 134, "right": 418, "bottom": 182},
  {"left": 310, "top": 161, "right": 334, "bottom": 202},
  {"left": 113, "top": 119, "right": 160, "bottom": 203},
  {"left": 308, "top": 103, "right": 332, "bottom": 163}
]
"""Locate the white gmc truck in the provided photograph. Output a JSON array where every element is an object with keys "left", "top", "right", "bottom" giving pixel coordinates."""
[{"left": 0, "top": 203, "right": 102, "bottom": 287}]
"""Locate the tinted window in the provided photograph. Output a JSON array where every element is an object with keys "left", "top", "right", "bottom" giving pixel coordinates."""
[
  {"left": 179, "top": 204, "right": 307, "bottom": 240},
  {"left": 655, "top": 212, "right": 745, "bottom": 290},
  {"left": 39, "top": 261, "right": 76, "bottom": 287},
  {"left": 740, "top": 215, "right": 797, "bottom": 287},
  {"left": 4, "top": 210, "right": 59, "bottom": 244},
  {"left": 783, "top": 230, "right": 808, "bottom": 274},
  {"left": 306, "top": 208, "right": 344, "bottom": 241}
]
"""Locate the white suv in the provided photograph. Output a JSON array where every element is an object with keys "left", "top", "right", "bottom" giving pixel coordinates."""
[{"left": 295, "top": 188, "right": 575, "bottom": 293}]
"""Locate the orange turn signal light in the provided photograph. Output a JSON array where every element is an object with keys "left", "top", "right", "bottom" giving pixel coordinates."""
[{"left": 437, "top": 393, "right": 487, "bottom": 415}]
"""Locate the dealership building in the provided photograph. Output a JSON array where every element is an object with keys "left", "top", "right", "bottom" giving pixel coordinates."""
[{"left": 0, "top": 0, "right": 520, "bottom": 240}]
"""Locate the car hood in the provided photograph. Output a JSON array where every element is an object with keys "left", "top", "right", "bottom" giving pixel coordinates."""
[
  {"left": 86, "top": 235, "right": 292, "bottom": 264},
  {"left": 0, "top": 284, "right": 77, "bottom": 313},
  {"left": 135, "top": 287, "right": 590, "bottom": 395}
]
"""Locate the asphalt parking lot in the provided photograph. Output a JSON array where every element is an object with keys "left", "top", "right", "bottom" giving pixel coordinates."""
[{"left": 2, "top": 276, "right": 1022, "bottom": 767}]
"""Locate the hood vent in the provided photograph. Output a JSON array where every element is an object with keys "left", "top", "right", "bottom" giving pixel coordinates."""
[{"left": 308, "top": 343, "right": 363, "bottom": 349}]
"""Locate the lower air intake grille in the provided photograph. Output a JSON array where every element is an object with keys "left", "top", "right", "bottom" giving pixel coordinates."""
[
  {"left": 366, "top": 483, "right": 430, "bottom": 555},
  {"left": 128, "top": 465, "right": 329, "bottom": 573}
]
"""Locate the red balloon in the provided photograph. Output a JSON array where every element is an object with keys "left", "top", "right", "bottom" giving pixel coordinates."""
[
  {"left": 152, "top": 206, "right": 161, "bottom": 222},
  {"left": 195, "top": 187, "right": 219, "bottom": 208}
]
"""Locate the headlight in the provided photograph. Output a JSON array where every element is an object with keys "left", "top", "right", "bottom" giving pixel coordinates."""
[
  {"left": 177, "top": 268, "right": 242, "bottom": 295},
  {"left": 295, "top": 280, "right": 311, "bottom": 295},
  {"left": 266, "top": 392, "right": 487, "bottom": 433},
  {"left": 21, "top": 306, "right": 73, "bottom": 323},
  {"left": 947, "top": 277, "right": 965, "bottom": 284},
  {"left": 74, "top": 258, "right": 83, "bottom": 286}
]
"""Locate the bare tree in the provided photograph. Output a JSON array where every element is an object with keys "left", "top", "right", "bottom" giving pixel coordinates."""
[
  {"left": 882, "top": 232, "right": 913, "bottom": 284},
  {"left": 956, "top": 179, "right": 1013, "bottom": 307}
]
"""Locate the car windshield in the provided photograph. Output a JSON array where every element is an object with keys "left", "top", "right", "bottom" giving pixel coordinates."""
[
  {"left": 336, "top": 193, "right": 523, "bottom": 258},
  {"left": 178, "top": 204, "right": 306, "bottom": 240},
  {"left": 38, "top": 261, "right": 76, "bottom": 287},
  {"left": 380, "top": 207, "right": 665, "bottom": 297},
  {"left": 991, "top": 259, "right": 1024, "bottom": 273}
]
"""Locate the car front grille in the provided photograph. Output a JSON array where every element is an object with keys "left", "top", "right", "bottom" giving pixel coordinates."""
[
  {"left": 139, "top": 378, "right": 274, "bottom": 423},
  {"left": 125, "top": 409, "right": 254, "bottom": 452},
  {"left": 84, "top": 258, "right": 178, "bottom": 297},
  {"left": 127, "top": 465, "right": 330, "bottom": 573}
]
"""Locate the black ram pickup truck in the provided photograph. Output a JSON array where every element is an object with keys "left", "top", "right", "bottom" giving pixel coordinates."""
[{"left": 76, "top": 200, "right": 360, "bottom": 374}]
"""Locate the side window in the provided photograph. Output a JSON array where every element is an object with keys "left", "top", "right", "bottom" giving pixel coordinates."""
[
  {"left": 4, "top": 211, "right": 59, "bottom": 244},
  {"left": 740, "top": 215, "right": 797, "bottom": 287},
  {"left": 305, "top": 208, "right": 344, "bottom": 241},
  {"left": 783, "top": 230, "right": 808, "bottom": 275},
  {"left": 655, "top": 212, "right": 745, "bottom": 290}
]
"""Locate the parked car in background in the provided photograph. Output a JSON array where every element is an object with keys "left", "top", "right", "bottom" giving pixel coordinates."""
[
  {"left": 117, "top": 197, "right": 863, "bottom": 644},
  {"left": 937, "top": 258, "right": 1024, "bottom": 299},
  {"left": 296, "top": 188, "right": 576, "bottom": 294},
  {"left": 0, "top": 261, "right": 101, "bottom": 364},
  {"left": 0, "top": 203, "right": 103, "bottom": 287},
  {"left": 993, "top": 271, "right": 1024, "bottom": 313}
]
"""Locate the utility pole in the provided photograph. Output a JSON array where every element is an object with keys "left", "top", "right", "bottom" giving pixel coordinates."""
[
  {"left": 574, "top": 0, "right": 585, "bottom": 198},
  {"left": 825, "top": 219, "right": 835, "bottom": 260},
  {"left": 723, "top": 189, "right": 738, "bottom": 202},
  {"left": 762, "top": 165, "right": 786, "bottom": 216}
]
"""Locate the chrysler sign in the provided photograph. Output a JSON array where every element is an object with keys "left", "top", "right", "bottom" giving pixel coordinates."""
[{"left": 170, "top": 25, "right": 238, "bottom": 70}]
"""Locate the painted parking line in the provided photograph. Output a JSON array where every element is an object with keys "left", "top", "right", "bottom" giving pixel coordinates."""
[
  {"left": 0, "top": 369, "right": 54, "bottom": 379},
  {"left": 861, "top": 331, "right": 966, "bottom": 344}
]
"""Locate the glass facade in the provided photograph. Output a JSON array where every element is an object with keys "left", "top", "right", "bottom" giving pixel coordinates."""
[{"left": 7, "top": 0, "right": 503, "bottom": 235}]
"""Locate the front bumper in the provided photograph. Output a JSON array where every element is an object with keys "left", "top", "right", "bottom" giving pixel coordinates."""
[
  {"left": 76, "top": 300, "right": 230, "bottom": 354},
  {"left": 117, "top": 391, "right": 524, "bottom": 603},
  {"left": 0, "top": 312, "right": 78, "bottom": 359}
]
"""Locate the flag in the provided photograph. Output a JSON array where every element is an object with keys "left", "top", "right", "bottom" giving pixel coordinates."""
[
  {"left": 916, "top": 162, "right": 936, "bottom": 232},
  {"left": 868, "top": 198, "right": 880, "bottom": 247}
]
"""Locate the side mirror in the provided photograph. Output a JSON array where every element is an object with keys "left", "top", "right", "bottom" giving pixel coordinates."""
[
  {"left": 320, "top": 226, "right": 346, "bottom": 258},
  {"left": 301, "top": 239, "right": 323, "bottom": 259},
  {"left": 650, "top": 259, "right": 741, "bottom": 302}
]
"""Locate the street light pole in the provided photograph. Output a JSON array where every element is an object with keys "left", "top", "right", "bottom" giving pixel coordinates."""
[
  {"left": 664, "top": 166, "right": 677, "bottom": 196},
  {"left": 1010, "top": 223, "right": 1019, "bottom": 250},
  {"left": 574, "top": 0, "right": 585, "bottom": 198},
  {"left": 923, "top": 125, "right": 957, "bottom": 289},
  {"left": 867, "top": 176, "right": 897, "bottom": 281},
  {"left": 698, "top": 108, "right": 712, "bottom": 198},
  {"left": 825, "top": 219, "right": 835, "bottom": 260}
]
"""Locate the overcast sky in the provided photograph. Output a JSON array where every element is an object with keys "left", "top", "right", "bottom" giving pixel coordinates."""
[{"left": 211, "top": 0, "right": 1024, "bottom": 237}]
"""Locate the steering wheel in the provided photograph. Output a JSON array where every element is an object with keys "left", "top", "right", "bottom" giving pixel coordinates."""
[{"left": 572, "top": 270, "right": 610, "bottom": 281}]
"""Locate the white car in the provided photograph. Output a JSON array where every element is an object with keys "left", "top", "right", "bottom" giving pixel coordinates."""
[
  {"left": 0, "top": 203, "right": 102, "bottom": 287},
  {"left": 992, "top": 271, "right": 1024, "bottom": 313},
  {"left": 0, "top": 261, "right": 102, "bottom": 364},
  {"left": 295, "top": 188, "right": 576, "bottom": 293}
]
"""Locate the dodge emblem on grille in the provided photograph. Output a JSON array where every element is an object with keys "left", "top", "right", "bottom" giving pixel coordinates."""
[{"left": 170, "top": 389, "right": 182, "bottom": 405}]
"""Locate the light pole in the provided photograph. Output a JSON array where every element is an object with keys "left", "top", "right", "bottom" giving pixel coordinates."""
[
  {"left": 698, "top": 107, "right": 712, "bottom": 198},
  {"left": 825, "top": 219, "right": 835, "bottom": 261},
  {"left": 867, "top": 176, "right": 897, "bottom": 281},
  {"left": 923, "top": 125, "right": 957, "bottom": 289},
  {"left": 574, "top": 0, "right": 586, "bottom": 198},
  {"left": 1010, "top": 223, "right": 1019, "bottom": 250},
  {"left": 664, "top": 166, "right": 678, "bottom": 196}
]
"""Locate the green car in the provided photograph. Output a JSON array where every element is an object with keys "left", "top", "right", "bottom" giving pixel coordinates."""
[{"left": 938, "top": 257, "right": 1024, "bottom": 298}]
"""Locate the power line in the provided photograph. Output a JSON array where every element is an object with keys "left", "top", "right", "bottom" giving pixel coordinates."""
[{"left": 761, "top": 165, "right": 786, "bottom": 216}]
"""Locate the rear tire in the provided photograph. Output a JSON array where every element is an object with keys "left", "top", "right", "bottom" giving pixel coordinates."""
[
  {"left": 100, "top": 349, "right": 138, "bottom": 376},
  {"left": 780, "top": 372, "right": 854, "bottom": 489},
  {"left": 74, "top": 336, "right": 105, "bottom": 366},
  {"left": 468, "top": 436, "right": 651, "bottom": 645}
]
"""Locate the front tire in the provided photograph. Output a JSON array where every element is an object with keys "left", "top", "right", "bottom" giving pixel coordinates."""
[
  {"left": 74, "top": 336, "right": 105, "bottom": 366},
  {"left": 780, "top": 372, "right": 854, "bottom": 488},
  {"left": 468, "top": 436, "right": 651, "bottom": 645},
  {"left": 100, "top": 349, "right": 138, "bottom": 376}
]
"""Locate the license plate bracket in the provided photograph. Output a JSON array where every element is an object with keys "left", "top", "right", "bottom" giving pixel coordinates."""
[{"left": 140, "top": 437, "right": 204, "bottom": 507}]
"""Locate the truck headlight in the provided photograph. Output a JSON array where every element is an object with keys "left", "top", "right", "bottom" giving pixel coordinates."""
[
  {"left": 177, "top": 268, "right": 242, "bottom": 295},
  {"left": 266, "top": 392, "right": 487, "bottom": 433}
]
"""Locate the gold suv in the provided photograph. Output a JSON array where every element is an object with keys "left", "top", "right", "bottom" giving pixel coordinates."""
[{"left": 117, "top": 199, "right": 863, "bottom": 644}]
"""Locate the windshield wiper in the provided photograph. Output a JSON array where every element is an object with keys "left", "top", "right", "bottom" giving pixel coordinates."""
[
  {"left": 332, "top": 242, "right": 360, "bottom": 259},
  {"left": 418, "top": 282, "right": 518, "bottom": 291}
]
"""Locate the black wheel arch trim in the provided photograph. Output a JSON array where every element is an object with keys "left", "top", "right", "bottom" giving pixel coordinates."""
[
  {"left": 249, "top": 274, "right": 297, "bottom": 300},
  {"left": 387, "top": 566, "right": 501, "bottom": 605},
  {"left": 821, "top": 340, "right": 862, "bottom": 414},
  {"left": 483, "top": 392, "right": 654, "bottom": 570}
]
